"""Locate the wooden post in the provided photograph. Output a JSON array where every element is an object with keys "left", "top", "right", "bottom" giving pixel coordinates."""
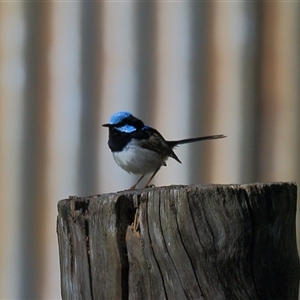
[{"left": 57, "top": 182, "right": 300, "bottom": 300}]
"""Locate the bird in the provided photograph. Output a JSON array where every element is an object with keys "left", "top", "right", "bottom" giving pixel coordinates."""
[{"left": 102, "top": 111, "right": 226, "bottom": 189}]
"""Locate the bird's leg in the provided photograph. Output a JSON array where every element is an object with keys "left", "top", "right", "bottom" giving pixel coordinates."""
[
  {"left": 144, "top": 167, "right": 160, "bottom": 188},
  {"left": 129, "top": 174, "right": 145, "bottom": 190}
]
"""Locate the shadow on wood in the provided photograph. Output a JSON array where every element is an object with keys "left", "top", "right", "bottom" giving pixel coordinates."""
[{"left": 57, "top": 182, "right": 300, "bottom": 300}]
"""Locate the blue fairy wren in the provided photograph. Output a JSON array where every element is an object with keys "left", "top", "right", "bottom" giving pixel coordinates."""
[{"left": 103, "top": 112, "right": 226, "bottom": 189}]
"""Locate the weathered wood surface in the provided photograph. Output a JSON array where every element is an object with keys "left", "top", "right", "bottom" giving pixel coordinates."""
[{"left": 57, "top": 182, "right": 300, "bottom": 300}]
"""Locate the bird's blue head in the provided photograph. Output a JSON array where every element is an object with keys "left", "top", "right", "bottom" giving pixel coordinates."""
[
  {"left": 109, "top": 111, "right": 132, "bottom": 125},
  {"left": 102, "top": 111, "right": 145, "bottom": 133}
]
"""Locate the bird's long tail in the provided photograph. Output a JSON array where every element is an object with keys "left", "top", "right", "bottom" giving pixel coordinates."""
[{"left": 168, "top": 134, "right": 226, "bottom": 147}]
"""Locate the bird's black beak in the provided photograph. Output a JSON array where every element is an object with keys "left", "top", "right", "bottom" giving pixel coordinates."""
[{"left": 102, "top": 123, "right": 111, "bottom": 128}]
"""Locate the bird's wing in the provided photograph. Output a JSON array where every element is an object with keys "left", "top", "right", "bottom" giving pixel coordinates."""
[{"left": 134, "top": 128, "right": 181, "bottom": 163}]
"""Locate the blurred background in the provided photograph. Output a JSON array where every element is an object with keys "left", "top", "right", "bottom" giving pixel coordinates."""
[{"left": 0, "top": 1, "right": 299, "bottom": 299}]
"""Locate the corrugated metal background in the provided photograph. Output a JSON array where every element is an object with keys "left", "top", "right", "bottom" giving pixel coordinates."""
[{"left": 0, "top": 2, "right": 299, "bottom": 299}]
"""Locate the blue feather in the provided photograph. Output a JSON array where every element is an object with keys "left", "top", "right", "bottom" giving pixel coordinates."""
[
  {"left": 117, "top": 124, "right": 136, "bottom": 133},
  {"left": 109, "top": 111, "right": 132, "bottom": 125}
]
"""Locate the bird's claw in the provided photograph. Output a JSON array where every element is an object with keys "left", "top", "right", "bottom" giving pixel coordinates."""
[{"left": 144, "top": 183, "right": 156, "bottom": 188}]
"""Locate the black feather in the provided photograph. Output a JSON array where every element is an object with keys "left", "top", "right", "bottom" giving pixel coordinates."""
[{"left": 167, "top": 134, "right": 226, "bottom": 147}]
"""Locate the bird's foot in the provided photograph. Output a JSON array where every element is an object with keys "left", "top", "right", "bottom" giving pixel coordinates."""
[{"left": 144, "top": 184, "right": 156, "bottom": 188}]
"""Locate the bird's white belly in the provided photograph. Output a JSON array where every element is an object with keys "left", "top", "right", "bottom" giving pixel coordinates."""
[{"left": 112, "top": 140, "right": 166, "bottom": 175}]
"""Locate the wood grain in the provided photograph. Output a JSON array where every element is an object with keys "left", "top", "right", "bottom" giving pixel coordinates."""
[{"left": 57, "top": 182, "right": 300, "bottom": 300}]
